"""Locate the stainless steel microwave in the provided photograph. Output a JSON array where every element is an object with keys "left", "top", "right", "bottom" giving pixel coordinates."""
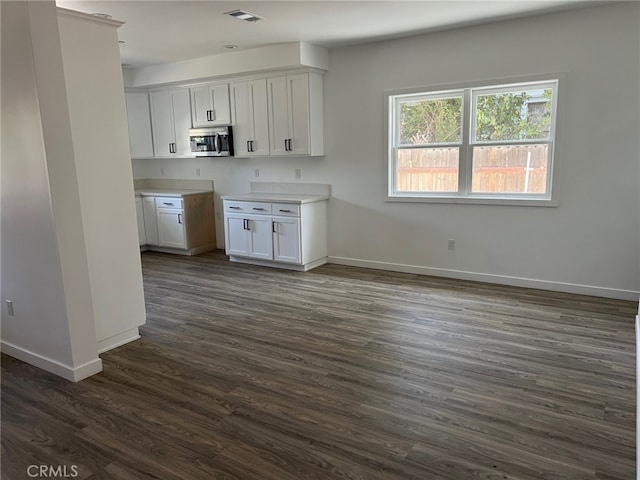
[{"left": 189, "top": 126, "right": 234, "bottom": 157}]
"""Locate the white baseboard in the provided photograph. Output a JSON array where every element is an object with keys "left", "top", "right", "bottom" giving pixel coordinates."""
[
  {"left": 229, "top": 256, "right": 327, "bottom": 272},
  {"left": 0, "top": 341, "right": 103, "bottom": 382},
  {"left": 327, "top": 256, "right": 639, "bottom": 301},
  {"left": 97, "top": 328, "right": 140, "bottom": 354}
]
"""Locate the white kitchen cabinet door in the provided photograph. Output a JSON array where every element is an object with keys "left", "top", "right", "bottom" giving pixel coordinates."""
[
  {"left": 230, "top": 82, "right": 250, "bottom": 157},
  {"left": 247, "top": 216, "right": 273, "bottom": 260},
  {"left": 149, "top": 90, "right": 173, "bottom": 157},
  {"left": 125, "top": 92, "right": 154, "bottom": 158},
  {"left": 225, "top": 215, "right": 249, "bottom": 256},
  {"left": 150, "top": 88, "right": 191, "bottom": 157},
  {"left": 267, "top": 73, "right": 311, "bottom": 156},
  {"left": 225, "top": 213, "right": 272, "bottom": 259},
  {"left": 231, "top": 79, "right": 270, "bottom": 157},
  {"left": 191, "top": 83, "right": 231, "bottom": 127},
  {"left": 135, "top": 197, "right": 146, "bottom": 246},
  {"left": 157, "top": 208, "right": 186, "bottom": 249},
  {"left": 272, "top": 216, "right": 300, "bottom": 263},
  {"left": 267, "top": 76, "right": 291, "bottom": 156},
  {"left": 286, "top": 74, "right": 311, "bottom": 156},
  {"left": 172, "top": 89, "right": 193, "bottom": 157},
  {"left": 142, "top": 197, "right": 158, "bottom": 245}
]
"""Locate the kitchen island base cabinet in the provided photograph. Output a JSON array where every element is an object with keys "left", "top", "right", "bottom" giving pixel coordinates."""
[{"left": 223, "top": 198, "right": 327, "bottom": 271}]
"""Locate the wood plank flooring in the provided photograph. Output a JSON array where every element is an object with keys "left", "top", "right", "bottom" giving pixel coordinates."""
[{"left": 2, "top": 250, "right": 637, "bottom": 479}]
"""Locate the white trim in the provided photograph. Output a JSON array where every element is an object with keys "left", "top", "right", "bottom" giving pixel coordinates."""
[
  {"left": 229, "top": 255, "right": 327, "bottom": 271},
  {"left": 385, "top": 195, "right": 558, "bottom": 207},
  {"left": 97, "top": 328, "right": 140, "bottom": 354},
  {"left": 56, "top": 7, "right": 124, "bottom": 28},
  {"left": 0, "top": 341, "right": 103, "bottom": 382},
  {"left": 327, "top": 256, "right": 639, "bottom": 301}
]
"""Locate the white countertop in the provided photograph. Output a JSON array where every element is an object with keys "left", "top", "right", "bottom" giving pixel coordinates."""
[
  {"left": 221, "top": 193, "right": 329, "bottom": 204},
  {"left": 135, "top": 189, "right": 212, "bottom": 197}
]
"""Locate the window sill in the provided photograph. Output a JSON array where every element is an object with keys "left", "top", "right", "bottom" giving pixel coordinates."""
[{"left": 385, "top": 194, "right": 558, "bottom": 207}]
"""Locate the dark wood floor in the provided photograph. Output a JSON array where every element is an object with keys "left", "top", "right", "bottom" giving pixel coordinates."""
[{"left": 2, "top": 251, "right": 637, "bottom": 479}]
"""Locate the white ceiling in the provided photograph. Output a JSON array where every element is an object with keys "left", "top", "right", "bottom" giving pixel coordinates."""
[{"left": 55, "top": 0, "right": 597, "bottom": 68}]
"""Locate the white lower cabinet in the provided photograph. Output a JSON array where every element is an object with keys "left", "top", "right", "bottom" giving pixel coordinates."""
[
  {"left": 224, "top": 214, "right": 273, "bottom": 260},
  {"left": 272, "top": 216, "right": 300, "bottom": 263},
  {"left": 225, "top": 215, "right": 251, "bottom": 257},
  {"left": 135, "top": 197, "right": 146, "bottom": 246},
  {"left": 136, "top": 192, "right": 216, "bottom": 255},
  {"left": 142, "top": 196, "right": 159, "bottom": 246},
  {"left": 157, "top": 208, "right": 186, "bottom": 249},
  {"left": 223, "top": 198, "right": 326, "bottom": 271},
  {"left": 247, "top": 215, "right": 274, "bottom": 260}
]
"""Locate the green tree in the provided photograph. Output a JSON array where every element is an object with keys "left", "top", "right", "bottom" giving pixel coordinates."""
[
  {"left": 399, "top": 89, "right": 552, "bottom": 145},
  {"left": 400, "top": 97, "right": 461, "bottom": 145},
  {"left": 475, "top": 89, "right": 552, "bottom": 141}
]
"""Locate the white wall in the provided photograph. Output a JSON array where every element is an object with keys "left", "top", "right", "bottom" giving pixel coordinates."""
[
  {"left": 57, "top": 10, "right": 147, "bottom": 351},
  {"left": 1, "top": 0, "right": 101, "bottom": 380},
  {"left": 134, "top": 3, "right": 640, "bottom": 299}
]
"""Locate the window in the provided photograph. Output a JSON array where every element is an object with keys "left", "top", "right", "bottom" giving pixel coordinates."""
[{"left": 388, "top": 79, "right": 558, "bottom": 204}]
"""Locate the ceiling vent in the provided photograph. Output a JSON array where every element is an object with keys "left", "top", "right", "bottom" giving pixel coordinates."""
[{"left": 224, "top": 9, "right": 263, "bottom": 23}]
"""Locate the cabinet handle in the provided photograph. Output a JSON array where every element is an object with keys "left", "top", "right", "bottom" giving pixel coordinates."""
[
  {"left": 287, "top": 139, "right": 293, "bottom": 151},
  {"left": 245, "top": 219, "right": 250, "bottom": 231},
  {"left": 279, "top": 209, "right": 292, "bottom": 213},
  {"left": 272, "top": 221, "right": 276, "bottom": 233},
  {"left": 284, "top": 139, "right": 289, "bottom": 151},
  {"left": 247, "top": 140, "right": 251, "bottom": 152},
  {"left": 168, "top": 143, "right": 172, "bottom": 153},
  {"left": 252, "top": 207, "right": 265, "bottom": 211},
  {"left": 229, "top": 206, "right": 241, "bottom": 209},
  {"left": 163, "top": 202, "right": 174, "bottom": 206},
  {"left": 178, "top": 213, "right": 182, "bottom": 224},
  {"left": 250, "top": 140, "right": 254, "bottom": 152},
  {"left": 206, "top": 110, "right": 212, "bottom": 122}
]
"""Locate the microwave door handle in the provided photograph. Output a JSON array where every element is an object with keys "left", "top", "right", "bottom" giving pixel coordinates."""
[{"left": 215, "top": 134, "right": 222, "bottom": 154}]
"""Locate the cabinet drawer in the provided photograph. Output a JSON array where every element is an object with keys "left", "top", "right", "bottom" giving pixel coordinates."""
[
  {"left": 272, "top": 203, "right": 300, "bottom": 217},
  {"left": 224, "top": 201, "right": 272, "bottom": 215},
  {"left": 155, "top": 197, "right": 183, "bottom": 209}
]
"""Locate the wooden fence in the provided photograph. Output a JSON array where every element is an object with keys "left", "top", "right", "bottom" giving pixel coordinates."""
[{"left": 397, "top": 144, "right": 548, "bottom": 193}]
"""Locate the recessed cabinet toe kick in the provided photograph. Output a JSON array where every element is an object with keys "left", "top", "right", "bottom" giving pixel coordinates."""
[{"left": 222, "top": 196, "right": 327, "bottom": 271}]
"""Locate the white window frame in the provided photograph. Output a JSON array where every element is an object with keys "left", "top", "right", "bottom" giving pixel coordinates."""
[
  {"left": 392, "top": 90, "right": 464, "bottom": 196},
  {"left": 386, "top": 76, "right": 562, "bottom": 206}
]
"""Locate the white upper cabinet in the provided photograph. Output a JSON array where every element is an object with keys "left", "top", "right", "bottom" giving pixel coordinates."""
[
  {"left": 149, "top": 88, "right": 192, "bottom": 157},
  {"left": 267, "top": 72, "right": 324, "bottom": 157},
  {"left": 190, "top": 83, "right": 231, "bottom": 127},
  {"left": 124, "top": 92, "right": 154, "bottom": 158},
  {"left": 126, "top": 70, "right": 324, "bottom": 159},
  {"left": 230, "top": 79, "right": 270, "bottom": 157}
]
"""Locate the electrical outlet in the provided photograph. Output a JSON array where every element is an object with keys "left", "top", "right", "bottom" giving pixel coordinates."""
[
  {"left": 447, "top": 239, "right": 456, "bottom": 251},
  {"left": 5, "top": 300, "right": 14, "bottom": 317},
  {"left": 196, "top": 168, "right": 201, "bottom": 177},
  {"left": 160, "top": 167, "right": 165, "bottom": 177},
  {"left": 254, "top": 168, "right": 260, "bottom": 178},
  {"left": 295, "top": 169, "right": 301, "bottom": 179}
]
